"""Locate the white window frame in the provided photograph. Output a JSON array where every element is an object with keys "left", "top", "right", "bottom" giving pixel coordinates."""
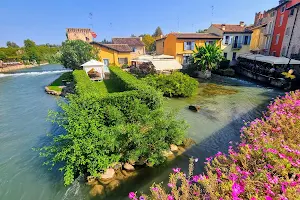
[
  {"left": 276, "top": 34, "right": 280, "bottom": 45},
  {"left": 279, "top": 15, "right": 284, "bottom": 26}
]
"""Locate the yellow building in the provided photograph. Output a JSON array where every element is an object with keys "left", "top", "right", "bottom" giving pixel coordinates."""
[
  {"left": 156, "top": 33, "right": 222, "bottom": 65},
  {"left": 91, "top": 42, "right": 132, "bottom": 67},
  {"left": 250, "top": 24, "right": 267, "bottom": 54}
]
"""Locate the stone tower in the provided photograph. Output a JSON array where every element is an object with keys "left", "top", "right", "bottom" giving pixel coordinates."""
[{"left": 66, "top": 28, "right": 93, "bottom": 42}]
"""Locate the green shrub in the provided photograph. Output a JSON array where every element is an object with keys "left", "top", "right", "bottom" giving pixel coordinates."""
[
  {"left": 142, "top": 72, "right": 198, "bottom": 97},
  {"left": 39, "top": 67, "right": 187, "bottom": 186}
]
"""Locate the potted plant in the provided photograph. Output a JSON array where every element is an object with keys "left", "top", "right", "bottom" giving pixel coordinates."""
[{"left": 191, "top": 42, "right": 223, "bottom": 79}]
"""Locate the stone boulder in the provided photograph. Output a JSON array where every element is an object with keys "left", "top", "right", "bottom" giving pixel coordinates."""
[
  {"left": 87, "top": 176, "right": 98, "bottom": 186},
  {"left": 90, "top": 185, "right": 104, "bottom": 197},
  {"left": 124, "top": 163, "right": 135, "bottom": 171},
  {"left": 189, "top": 105, "right": 201, "bottom": 112},
  {"left": 107, "top": 180, "right": 121, "bottom": 191},
  {"left": 170, "top": 144, "right": 178, "bottom": 152},
  {"left": 162, "top": 150, "right": 174, "bottom": 158},
  {"left": 100, "top": 168, "right": 115, "bottom": 180}
]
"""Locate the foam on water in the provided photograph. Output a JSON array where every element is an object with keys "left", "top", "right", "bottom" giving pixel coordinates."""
[{"left": 0, "top": 70, "right": 72, "bottom": 78}]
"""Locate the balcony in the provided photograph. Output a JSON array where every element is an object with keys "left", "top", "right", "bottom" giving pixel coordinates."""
[{"left": 232, "top": 43, "right": 243, "bottom": 50}]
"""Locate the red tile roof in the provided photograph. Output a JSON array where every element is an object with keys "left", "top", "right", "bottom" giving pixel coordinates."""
[
  {"left": 91, "top": 42, "right": 132, "bottom": 52},
  {"left": 112, "top": 37, "right": 145, "bottom": 46},
  {"left": 212, "top": 24, "right": 253, "bottom": 33}
]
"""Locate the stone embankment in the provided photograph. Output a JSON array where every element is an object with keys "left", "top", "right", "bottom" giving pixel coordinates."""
[{"left": 0, "top": 63, "right": 48, "bottom": 73}]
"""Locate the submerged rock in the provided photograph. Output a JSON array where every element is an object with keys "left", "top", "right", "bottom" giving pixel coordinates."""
[
  {"left": 90, "top": 185, "right": 104, "bottom": 197},
  {"left": 100, "top": 168, "right": 115, "bottom": 180},
  {"left": 183, "top": 138, "right": 196, "bottom": 148},
  {"left": 170, "top": 144, "right": 178, "bottom": 152},
  {"left": 107, "top": 180, "right": 121, "bottom": 191},
  {"left": 189, "top": 105, "right": 201, "bottom": 112},
  {"left": 124, "top": 163, "right": 135, "bottom": 171}
]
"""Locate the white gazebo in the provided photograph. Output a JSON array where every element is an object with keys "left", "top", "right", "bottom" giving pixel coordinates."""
[{"left": 81, "top": 60, "right": 105, "bottom": 80}]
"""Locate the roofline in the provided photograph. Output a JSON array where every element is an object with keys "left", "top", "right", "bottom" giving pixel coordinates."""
[
  {"left": 176, "top": 37, "right": 222, "bottom": 39},
  {"left": 111, "top": 37, "right": 145, "bottom": 46},
  {"left": 274, "top": 0, "right": 290, "bottom": 10},
  {"left": 250, "top": 23, "right": 268, "bottom": 30},
  {"left": 66, "top": 28, "right": 91, "bottom": 31},
  {"left": 287, "top": 2, "right": 300, "bottom": 10},
  {"left": 90, "top": 42, "right": 132, "bottom": 53},
  {"left": 223, "top": 31, "right": 253, "bottom": 34},
  {"left": 156, "top": 33, "right": 222, "bottom": 41}
]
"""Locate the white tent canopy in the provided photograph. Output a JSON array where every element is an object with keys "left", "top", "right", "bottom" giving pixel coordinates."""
[
  {"left": 238, "top": 53, "right": 300, "bottom": 65},
  {"left": 81, "top": 59, "right": 104, "bottom": 67},
  {"left": 132, "top": 55, "right": 182, "bottom": 71}
]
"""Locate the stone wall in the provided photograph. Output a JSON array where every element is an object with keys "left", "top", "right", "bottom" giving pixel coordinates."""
[{"left": 66, "top": 28, "right": 93, "bottom": 42}]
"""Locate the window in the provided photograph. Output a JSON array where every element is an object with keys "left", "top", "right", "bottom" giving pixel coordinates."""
[
  {"left": 279, "top": 15, "right": 284, "bottom": 26},
  {"left": 281, "top": 5, "right": 286, "bottom": 13},
  {"left": 290, "top": 8, "right": 295, "bottom": 16},
  {"left": 118, "top": 58, "right": 128, "bottom": 65},
  {"left": 272, "top": 51, "right": 276, "bottom": 56},
  {"left": 232, "top": 52, "right": 237, "bottom": 60},
  {"left": 282, "top": 46, "right": 286, "bottom": 56},
  {"left": 205, "top": 40, "right": 214, "bottom": 45},
  {"left": 275, "top": 34, "right": 280, "bottom": 45},
  {"left": 86, "top": 37, "right": 90, "bottom": 42},
  {"left": 183, "top": 55, "right": 191, "bottom": 65},
  {"left": 243, "top": 36, "right": 249, "bottom": 45},
  {"left": 184, "top": 41, "right": 195, "bottom": 50},
  {"left": 286, "top": 27, "right": 291, "bottom": 36},
  {"left": 270, "top": 11, "right": 275, "bottom": 17},
  {"left": 132, "top": 47, "right": 136, "bottom": 52},
  {"left": 225, "top": 36, "right": 230, "bottom": 44},
  {"left": 224, "top": 52, "right": 228, "bottom": 59}
]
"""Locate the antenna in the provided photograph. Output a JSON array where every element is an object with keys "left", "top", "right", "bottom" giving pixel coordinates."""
[
  {"left": 211, "top": 5, "right": 214, "bottom": 24},
  {"left": 89, "top": 12, "right": 93, "bottom": 29}
]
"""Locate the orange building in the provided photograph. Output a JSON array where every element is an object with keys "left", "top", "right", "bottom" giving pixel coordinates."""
[{"left": 156, "top": 33, "right": 222, "bottom": 65}]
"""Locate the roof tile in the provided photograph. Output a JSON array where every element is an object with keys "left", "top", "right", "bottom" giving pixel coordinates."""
[
  {"left": 212, "top": 24, "right": 253, "bottom": 33},
  {"left": 112, "top": 37, "right": 145, "bottom": 46}
]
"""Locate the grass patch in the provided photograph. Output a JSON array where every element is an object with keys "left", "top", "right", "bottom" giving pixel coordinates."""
[
  {"left": 50, "top": 72, "right": 73, "bottom": 87},
  {"left": 200, "top": 83, "right": 238, "bottom": 96},
  {"left": 48, "top": 86, "right": 63, "bottom": 92},
  {"left": 94, "top": 79, "right": 123, "bottom": 95}
]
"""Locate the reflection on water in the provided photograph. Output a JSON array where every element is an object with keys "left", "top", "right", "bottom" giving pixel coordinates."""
[{"left": 0, "top": 67, "right": 283, "bottom": 200}]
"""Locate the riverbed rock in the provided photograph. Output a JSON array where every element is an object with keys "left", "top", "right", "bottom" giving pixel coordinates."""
[
  {"left": 124, "top": 163, "right": 135, "bottom": 171},
  {"left": 170, "top": 144, "right": 178, "bottom": 152},
  {"left": 177, "top": 146, "right": 186, "bottom": 155},
  {"left": 107, "top": 180, "right": 121, "bottom": 191},
  {"left": 87, "top": 176, "right": 99, "bottom": 186},
  {"left": 111, "top": 162, "right": 122, "bottom": 170},
  {"left": 183, "top": 138, "right": 196, "bottom": 148},
  {"left": 90, "top": 185, "right": 104, "bottom": 197},
  {"left": 189, "top": 105, "right": 201, "bottom": 112},
  {"left": 100, "top": 168, "right": 115, "bottom": 180}
]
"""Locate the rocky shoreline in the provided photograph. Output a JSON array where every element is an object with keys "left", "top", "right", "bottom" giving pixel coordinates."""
[{"left": 0, "top": 63, "right": 49, "bottom": 73}]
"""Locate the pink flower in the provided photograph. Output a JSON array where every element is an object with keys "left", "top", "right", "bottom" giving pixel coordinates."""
[
  {"left": 151, "top": 187, "right": 159, "bottom": 192},
  {"left": 139, "top": 196, "right": 145, "bottom": 200},
  {"left": 265, "top": 196, "right": 273, "bottom": 200},
  {"left": 192, "top": 175, "right": 200, "bottom": 183},
  {"left": 167, "top": 183, "right": 174, "bottom": 188},
  {"left": 172, "top": 168, "right": 181, "bottom": 173},
  {"left": 167, "top": 195, "right": 174, "bottom": 200},
  {"left": 129, "top": 192, "right": 136, "bottom": 199},
  {"left": 251, "top": 198, "right": 257, "bottom": 200},
  {"left": 232, "top": 182, "right": 244, "bottom": 198}
]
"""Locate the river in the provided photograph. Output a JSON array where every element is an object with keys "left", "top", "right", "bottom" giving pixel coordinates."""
[{"left": 0, "top": 64, "right": 283, "bottom": 200}]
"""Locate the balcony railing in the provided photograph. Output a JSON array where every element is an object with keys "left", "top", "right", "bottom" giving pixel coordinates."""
[{"left": 232, "top": 43, "right": 243, "bottom": 49}]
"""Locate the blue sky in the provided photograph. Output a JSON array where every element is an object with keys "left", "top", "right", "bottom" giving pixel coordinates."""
[{"left": 0, "top": 0, "right": 279, "bottom": 47}]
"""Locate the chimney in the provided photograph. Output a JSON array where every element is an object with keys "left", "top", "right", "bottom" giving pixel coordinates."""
[
  {"left": 240, "top": 21, "right": 245, "bottom": 27},
  {"left": 221, "top": 24, "right": 226, "bottom": 31}
]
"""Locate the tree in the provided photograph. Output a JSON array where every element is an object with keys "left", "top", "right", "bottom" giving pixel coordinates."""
[
  {"left": 101, "top": 39, "right": 111, "bottom": 44},
  {"left": 23, "top": 39, "right": 41, "bottom": 63},
  {"left": 60, "top": 40, "right": 99, "bottom": 70},
  {"left": 142, "top": 34, "right": 155, "bottom": 52},
  {"left": 24, "top": 39, "right": 36, "bottom": 49},
  {"left": 196, "top": 29, "right": 207, "bottom": 33},
  {"left": 0, "top": 51, "right": 7, "bottom": 61},
  {"left": 6, "top": 41, "right": 19, "bottom": 48},
  {"left": 192, "top": 42, "right": 223, "bottom": 72},
  {"left": 152, "top": 26, "right": 163, "bottom": 38}
]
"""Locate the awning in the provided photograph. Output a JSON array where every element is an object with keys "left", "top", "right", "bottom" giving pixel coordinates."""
[
  {"left": 151, "top": 60, "right": 183, "bottom": 71},
  {"left": 238, "top": 54, "right": 300, "bottom": 65},
  {"left": 81, "top": 59, "right": 104, "bottom": 67}
]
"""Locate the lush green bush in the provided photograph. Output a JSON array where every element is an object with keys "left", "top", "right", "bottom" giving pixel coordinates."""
[
  {"left": 132, "top": 90, "right": 300, "bottom": 200},
  {"left": 60, "top": 40, "right": 98, "bottom": 70},
  {"left": 39, "top": 67, "right": 187, "bottom": 186},
  {"left": 142, "top": 72, "right": 198, "bottom": 97}
]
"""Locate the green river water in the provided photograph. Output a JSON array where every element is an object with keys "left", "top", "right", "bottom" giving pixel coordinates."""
[{"left": 0, "top": 64, "right": 283, "bottom": 200}]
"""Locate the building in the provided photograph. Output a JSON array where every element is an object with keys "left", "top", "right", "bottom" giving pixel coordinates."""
[
  {"left": 269, "top": 0, "right": 300, "bottom": 57},
  {"left": 251, "top": 8, "right": 277, "bottom": 55},
  {"left": 66, "top": 28, "right": 96, "bottom": 42},
  {"left": 112, "top": 37, "right": 145, "bottom": 58},
  {"left": 207, "top": 22, "right": 253, "bottom": 62},
  {"left": 91, "top": 42, "right": 132, "bottom": 67},
  {"left": 281, "top": 2, "right": 300, "bottom": 58},
  {"left": 155, "top": 33, "right": 222, "bottom": 66}
]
